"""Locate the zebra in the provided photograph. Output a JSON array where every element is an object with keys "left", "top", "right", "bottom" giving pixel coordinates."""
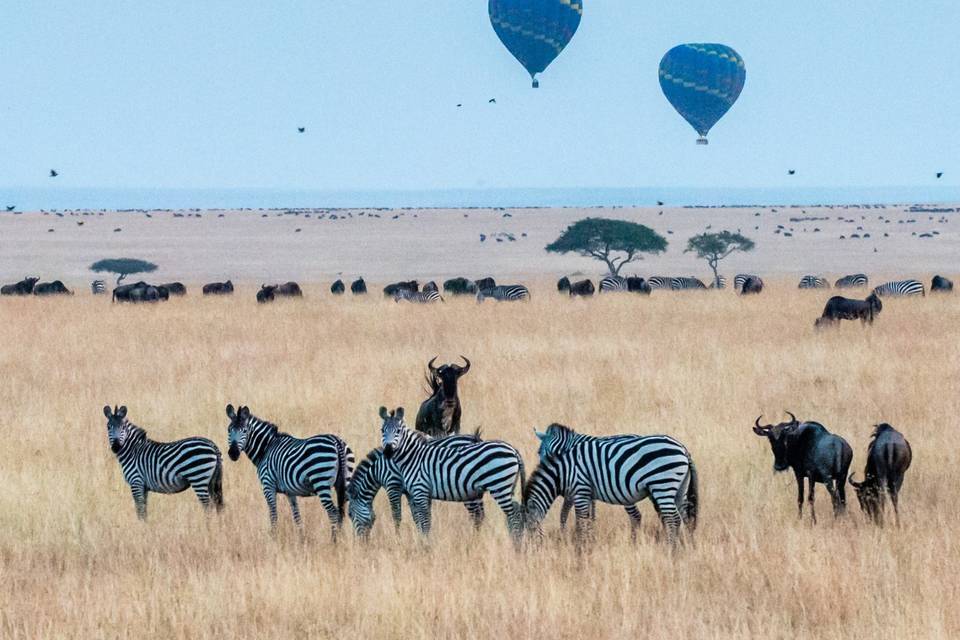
[
  {"left": 708, "top": 275, "right": 728, "bottom": 289},
  {"left": 835, "top": 273, "right": 868, "bottom": 289},
  {"left": 670, "top": 276, "right": 707, "bottom": 290},
  {"left": 347, "top": 434, "right": 486, "bottom": 539},
  {"left": 646, "top": 276, "right": 673, "bottom": 290},
  {"left": 873, "top": 279, "right": 925, "bottom": 297},
  {"left": 225, "top": 404, "right": 354, "bottom": 538},
  {"left": 524, "top": 430, "right": 698, "bottom": 547},
  {"left": 378, "top": 406, "right": 525, "bottom": 541},
  {"left": 394, "top": 288, "right": 442, "bottom": 303},
  {"left": 91, "top": 279, "right": 107, "bottom": 295},
  {"left": 476, "top": 284, "right": 530, "bottom": 302},
  {"left": 734, "top": 274, "right": 760, "bottom": 292},
  {"left": 599, "top": 275, "right": 628, "bottom": 292},
  {"left": 799, "top": 275, "right": 830, "bottom": 289},
  {"left": 103, "top": 405, "right": 223, "bottom": 520}
]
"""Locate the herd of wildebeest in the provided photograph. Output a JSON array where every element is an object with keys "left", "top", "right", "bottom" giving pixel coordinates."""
[{"left": 99, "top": 348, "right": 915, "bottom": 549}]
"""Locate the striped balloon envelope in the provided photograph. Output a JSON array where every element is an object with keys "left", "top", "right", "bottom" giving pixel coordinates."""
[
  {"left": 488, "top": 0, "right": 583, "bottom": 88},
  {"left": 658, "top": 43, "right": 746, "bottom": 144}
]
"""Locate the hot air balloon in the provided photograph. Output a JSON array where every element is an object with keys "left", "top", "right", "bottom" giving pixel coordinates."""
[
  {"left": 659, "top": 43, "right": 746, "bottom": 145},
  {"left": 489, "top": 0, "right": 582, "bottom": 88}
]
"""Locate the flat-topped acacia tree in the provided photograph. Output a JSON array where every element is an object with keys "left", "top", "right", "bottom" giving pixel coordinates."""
[
  {"left": 89, "top": 258, "right": 158, "bottom": 285},
  {"left": 684, "top": 231, "right": 755, "bottom": 288},
  {"left": 545, "top": 218, "right": 668, "bottom": 276}
]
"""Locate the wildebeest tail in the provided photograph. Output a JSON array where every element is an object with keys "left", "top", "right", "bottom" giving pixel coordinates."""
[
  {"left": 210, "top": 455, "right": 224, "bottom": 512},
  {"left": 682, "top": 458, "right": 699, "bottom": 532},
  {"left": 334, "top": 438, "right": 355, "bottom": 520}
]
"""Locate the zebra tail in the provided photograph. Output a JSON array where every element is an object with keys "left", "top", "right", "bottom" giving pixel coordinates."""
[
  {"left": 516, "top": 452, "right": 527, "bottom": 503},
  {"left": 682, "top": 458, "right": 699, "bottom": 533},
  {"left": 334, "top": 438, "right": 354, "bottom": 520},
  {"left": 210, "top": 456, "right": 224, "bottom": 512}
]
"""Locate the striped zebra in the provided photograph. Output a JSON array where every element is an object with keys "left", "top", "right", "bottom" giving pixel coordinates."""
[
  {"left": 671, "top": 276, "right": 707, "bottom": 290},
  {"left": 91, "top": 279, "right": 107, "bottom": 295},
  {"left": 378, "top": 406, "right": 525, "bottom": 541},
  {"left": 646, "top": 276, "right": 673, "bottom": 290},
  {"left": 103, "top": 405, "right": 223, "bottom": 520},
  {"left": 394, "top": 288, "right": 442, "bottom": 303},
  {"left": 873, "top": 280, "right": 925, "bottom": 297},
  {"left": 599, "top": 275, "right": 628, "bottom": 292},
  {"left": 798, "top": 275, "right": 830, "bottom": 289},
  {"left": 734, "top": 274, "right": 760, "bottom": 292},
  {"left": 476, "top": 284, "right": 530, "bottom": 302},
  {"left": 524, "top": 428, "right": 698, "bottom": 546},
  {"left": 835, "top": 273, "right": 868, "bottom": 288},
  {"left": 225, "top": 405, "right": 354, "bottom": 537},
  {"left": 347, "top": 436, "right": 486, "bottom": 539},
  {"left": 708, "top": 275, "right": 728, "bottom": 289}
]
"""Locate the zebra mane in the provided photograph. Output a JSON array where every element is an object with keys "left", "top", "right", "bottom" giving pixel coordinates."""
[
  {"left": 347, "top": 450, "right": 382, "bottom": 497},
  {"left": 522, "top": 458, "right": 560, "bottom": 505},
  {"left": 545, "top": 423, "right": 574, "bottom": 439},
  {"left": 248, "top": 414, "right": 283, "bottom": 436}
]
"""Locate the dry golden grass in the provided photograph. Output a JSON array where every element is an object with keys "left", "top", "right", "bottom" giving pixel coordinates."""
[{"left": 2, "top": 284, "right": 958, "bottom": 639}]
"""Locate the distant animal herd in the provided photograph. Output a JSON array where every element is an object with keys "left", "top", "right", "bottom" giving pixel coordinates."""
[{"left": 101, "top": 355, "right": 912, "bottom": 548}]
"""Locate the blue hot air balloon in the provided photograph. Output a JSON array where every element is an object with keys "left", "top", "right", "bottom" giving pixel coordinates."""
[
  {"left": 489, "top": 0, "right": 582, "bottom": 88},
  {"left": 659, "top": 43, "right": 746, "bottom": 144}
]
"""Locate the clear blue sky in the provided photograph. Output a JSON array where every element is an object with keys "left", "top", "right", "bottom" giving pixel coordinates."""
[{"left": 2, "top": 1, "right": 959, "bottom": 192}]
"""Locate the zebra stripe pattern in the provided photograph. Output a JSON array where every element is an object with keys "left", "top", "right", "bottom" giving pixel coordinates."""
[
  {"left": 226, "top": 405, "right": 354, "bottom": 537},
  {"left": 379, "top": 407, "right": 525, "bottom": 541},
  {"left": 104, "top": 405, "right": 223, "bottom": 520},
  {"left": 347, "top": 437, "right": 486, "bottom": 539},
  {"left": 524, "top": 430, "right": 697, "bottom": 546},
  {"left": 91, "top": 280, "right": 107, "bottom": 295},
  {"left": 599, "top": 275, "right": 628, "bottom": 292},
  {"left": 798, "top": 275, "right": 830, "bottom": 289},
  {"left": 734, "top": 274, "right": 760, "bottom": 291},
  {"left": 709, "top": 275, "right": 728, "bottom": 289},
  {"left": 476, "top": 284, "right": 530, "bottom": 302},
  {"left": 395, "top": 289, "right": 443, "bottom": 303},
  {"left": 671, "top": 276, "right": 707, "bottom": 290},
  {"left": 873, "top": 280, "right": 925, "bottom": 297},
  {"left": 835, "top": 273, "right": 869, "bottom": 288},
  {"left": 646, "top": 276, "right": 673, "bottom": 290}
]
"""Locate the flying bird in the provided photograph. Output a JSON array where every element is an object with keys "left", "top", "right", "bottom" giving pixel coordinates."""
[
  {"left": 488, "top": 98, "right": 496, "bottom": 104},
  {"left": 297, "top": 127, "right": 305, "bottom": 133},
  {"left": 456, "top": 103, "right": 462, "bottom": 108},
  {"left": 49, "top": 170, "right": 58, "bottom": 177},
  {"left": 936, "top": 172, "right": 943, "bottom": 179},
  {"left": 788, "top": 170, "right": 796, "bottom": 175},
  {"left": 656, "top": 200, "right": 664, "bottom": 206},
  {"left": 5, "top": 205, "right": 14, "bottom": 211}
]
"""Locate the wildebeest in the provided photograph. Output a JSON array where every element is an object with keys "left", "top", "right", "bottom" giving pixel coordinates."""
[
  {"left": 753, "top": 412, "right": 853, "bottom": 522},
  {"left": 931, "top": 275, "right": 953, "bottom": 293},
  {"left": 568, "top": 279, "right": 594, "bottom": 297},
  {"left": 159, "top": 282, "right": 186, "bottom": 296},
  {"left": 351, "top": 278, "right": 367, "bottom": 295},
  {"left": 202, "top": 280, "right": 234, "bottom": 295},
  {"left": 330, "top": 279, "right": 345, "bottom": 295},
  {"left": 815, "top": 293, "right": 882, "bottom": 328},
  {"left": 276, "top": 281, "right": 302, "bottom": 297},
  {"left": 112, "top": 281, "right": 161, "bottom": 303},
  {"left": 1, "top": 276, "right": 39, "bottom": 295},
  {"left": 33, "top": 280, "right": 72, "bottom": 295},
  {"left": 849, "top": 423, "right": 912, "bottom": 525},
  {"left": 383, "top": 280, "right": 418, "bottom": 297},
  {"left": 557, "top": 276, "right": 571, "bottom": 293},
  {"left": 443, "top": 277, "right": 477, "bottom": 296},
  {"left": 626, "top": 276, "right": 652, "bottom": 294},
  {"left": 473, "top": 277, "right": 496, "bottom": 292},
  {"left": 256, "top": 285, "right": 277, "bottom": 303},
  {"left": 740, "top": 276, "right": 763, "bottom": 295},
  {"left": 155, "top": 286, "right": 170, "bottom": 301},
  {"left": 415, "top": 356, "right": 470, "bottom": 437}
]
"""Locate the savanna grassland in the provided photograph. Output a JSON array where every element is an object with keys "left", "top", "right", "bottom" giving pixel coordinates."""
[{"left": 1, "top": 284, "right": 958, "bottom": 639}]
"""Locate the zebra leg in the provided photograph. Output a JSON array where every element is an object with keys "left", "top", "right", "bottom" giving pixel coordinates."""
[
  {"left": 464, "top": 499, "right": 485, "bottom": 531},
  {"left": 650, "top": 491, "right": 681, "bottom": 547},
  {"left": 261, "top": 483, "right": 279, "bottom": 530},
  {"left": 131, "top": 485, "right": 148, "bottom": 521},
  {"left": 408, "top": 491, "right": 432, "bottom": 537},
  {"left": 572, "top": 493, "right": 594, "bottom": 551},
  {"left": 559, "top": 497, "right": 572, "bottom": 531},
  {"left": 316, "top": 488, "right": 342, "bottom": 542},
  {"left": 387, "top": 483, "right": 403, "bottom": 533},
  {"left": 489, "top": 486, "right": 522, "bottom": 544},
  {"left": 191, "top": 481, "right": 212, "bottom": 510},
  {"left": 287, "top": 495, "right": 303, "bottom": 527},
  {"left": 624, "top": 505, "right": 642, "bottom": 543}
]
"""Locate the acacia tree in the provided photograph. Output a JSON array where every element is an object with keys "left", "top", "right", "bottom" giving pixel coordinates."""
[
  {"left": 89, "top": 258, "right": 158, "bottom": 284},
  {"left": 684, "top": 231, "right": 755, "bottom": 287},
  {"left": 545, "top": 218, "right": 668, "bottom": 276}
]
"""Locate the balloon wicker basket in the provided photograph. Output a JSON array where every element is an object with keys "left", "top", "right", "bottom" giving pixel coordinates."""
[
  {"left": 532, "top": 78, "right": 539, "bottom": 88},
  {"left": 696, "top": 137, "right": 709, "bottom": 145}
]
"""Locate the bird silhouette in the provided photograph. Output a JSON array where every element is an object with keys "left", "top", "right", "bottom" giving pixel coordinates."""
[
  {"left": 788, "top": 170, "right": 796, "bottom": 175},
  {"left": 936, "top": 172, "right": 943, "bottom": 179},
  {"left": 456, "top": 103, "right": 462, "bottom": 108},
  {"left": 297, "top": 127, "right": 305, "bottom": 133},
  {"left": 5, "top": 205, "right": 14, "bottom": 211},
  {"left": 488, "top": 98, "right": 496, "bottom": 104},
  {"left": 656, "top": 200, "right": 664, "bottom": 206},
  {"left": 49, "top": 170, "right": 59, "bottom": 177}
]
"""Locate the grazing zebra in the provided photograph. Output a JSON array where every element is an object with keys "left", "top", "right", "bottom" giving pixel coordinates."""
[
  {"left": 799, "top": 275, "right": 830, "bottom": 289},
  {"left": 347, "top": 435, "right": 486, "bottom": 539},
  {"left": 225, "top": 405, "right": 354, "bottom": 537},
  {"left": 524, "top": 430, "right": 698, "bottom": 546},
  {"left": 835, "top": 273, "right": 868, "bottom": 288},
  {"left": 91, "top": 279, "right": 107, "bottom": 295},
  {"left": 394, "top": 288, "right": 442, "bottom": 303},
  {"left": 378, "top": 406, "right": 525, "bottom": 541},
  {"left": 646, "top": 276, "right": 673, "bottom": 290},
  {"left": 103, "top": 405, "right": 223, "bottom": 520},
  {"left": 670, "top": 276, "right": 707, "bottom": 290},
  {"left": 873, "top": 280, "right": 925, "bottom": 297},
  {"left": 476, "top": 284, "right": 530, "bottom": 302},
  {"left": 734, "top": 274, "right": 760, "bottom": 291},
  {"left": 708, "top": 275, "right": 728, "bottom": 289},
  {"left": 599, "top": 275, "right": 628, "bottom": 292}
]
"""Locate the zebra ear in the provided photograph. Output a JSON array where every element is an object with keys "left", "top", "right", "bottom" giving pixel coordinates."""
[
  {"left": 103, "top": 405, "right": 112, "bottom": 419},
  {"left": 226, "top": 404, "right": 236, "bottom": 420},
  {"left": 534, "top": 430, "right": 547, "bottom": 441},
  {"left": 238, "top": 406, "right": 250, "bottom": 420},
  {"left": 378, "top": 406, "right": 389, "bottom": 420},
  {"left": 395, "top": 407, "right": 404, "bottom": 420},
  {"left": 117, "top": 406, "right": 127, "bottom": 419}
]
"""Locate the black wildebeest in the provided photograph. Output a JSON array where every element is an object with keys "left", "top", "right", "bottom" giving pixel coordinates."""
[
  {"left": 815, "top": 293, "right": 882, "bottom": 328},
  {"left": 740, "top": 276, "right": 763, "bottom": 295},
  {"left": 331, "top": 279, "right": 346, "bottom": 295},
  {"left": 626, "top": 276, "right": 652, "bottom": 294},
  {"left": 277, "top": 281, "right": 302, "bottom": 297},
  {"left": 203, "top": 280, "right": 234, "bottom": 295},
  {"left": 443, "top": 277, "right": 477, "bottom": 296},
  {"left": 474, "top": 277, "right": 496, "bottom": 292},
  {"left": 1, "top": 276, "right": 39, "bottom": 295},
  {"left": 415, "top": 356, "right": 470, "bottom": 438},
  {"left": 422, "top": 281, "right": 439, "bottom": 293},
  {"left": 351, "top": 278, "right": 367, "bottom": 295},
  {"left": 849, "top": 423, "right": 912, "bottom": 525},
  {"left": 753, "top": 412, "right": 853, "bottom": 523},
  {"left": 256, "top": 285, "right": 277, "bottom": 303},
  {"left": 159, "top": 282, "right": 187, "bottom": 296},
  {"left": 383, "top": 280, "right": 418, "bottom": 297},
  {"left": 113, "top": 281, "right": 163, "bottom": 303},
  {"left": 557, "top": 276, "right": 571, "bottom": 293},
  {"left": 931, "top": 275, "right": 953, "bottom": 293},
  {"left": 33, "top": 280, "right": 72, "bottom": 295},
  {"left": 568, "top": 279, "right": 595, "bottom": 297}
]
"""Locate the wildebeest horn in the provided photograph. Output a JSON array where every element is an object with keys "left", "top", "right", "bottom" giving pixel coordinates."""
[
  {"left": 848, "top": 473, "right": 862, "bottom": 488},
  {"left": 458, "top": 355, "right": 470, "bottom": 374},
  {"left": 755, "top": 415, "right": 763, "bottom": 429},
  {"left": 427, "top": 356, "right": 438, "bottom": 373},
  {"left": 752, "top": 415, "right": 768, "bottom": 435},
  {"left": 785, "top": 411, "right": 797, "bottom": 424}
]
